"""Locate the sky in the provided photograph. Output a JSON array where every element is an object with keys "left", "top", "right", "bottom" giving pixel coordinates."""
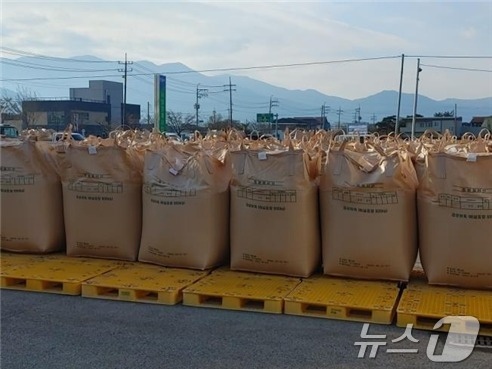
[{"left": 1, "top": 0, "right": 492, "bottom": 100}]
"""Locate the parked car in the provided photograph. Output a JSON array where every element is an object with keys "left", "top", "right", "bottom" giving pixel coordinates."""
[
  {"left": 334, "top": 134, "right": 371, "bottom": 143},
  {"left": 165, "top": 132, "right": 181, "bottom": 141},
  {"left": 52, "top": 132, "right": 85, "bottom": 142}
]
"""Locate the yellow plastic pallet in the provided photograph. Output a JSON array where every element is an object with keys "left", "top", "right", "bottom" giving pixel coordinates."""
[
  {"left": 183, "top": 269, "right": 301, "bottom": 314},
  {"left": 1, "top": 252, "right": 119, "bottom": 295},
  {"left": 82, "top": 263, "right": 209, "bottom": 305},
  {"left": 397, "top": 282, "right": 492, "bottom": 337},
  {"left": 283, "top": 275, "right": 400, "bottom": 324}
]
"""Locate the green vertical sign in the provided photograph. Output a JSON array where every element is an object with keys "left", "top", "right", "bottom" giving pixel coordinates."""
[
  {"left": 154, "top": 74, "right": 167, "bottom": 132},
  {"left": 159, "top": 75, "right": 166, "bottom": 132}
]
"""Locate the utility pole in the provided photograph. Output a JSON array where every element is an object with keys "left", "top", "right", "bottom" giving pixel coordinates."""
[
  {"left": 195, "top": 84, "right": 208, "bottom": 126},
  {"left": 411, "top": 58, "right": 422, "bottom": 139},
  {"left": 147, "top": 101, "right": 150, "bottom": 125},
  {"left": 371, "top": 114, "right": 377, "bottom": 125},
  {"left": 275, "top": 113, "right": 279, "bottom": 138},
  {"left": 269, "top": 95, "right": 279, "bottom": 132},
  {"left": 223, "top": 77, "right": 236, "bottom": 126},
  {"left": 213, "top": 109, "right": 217, "bottom": 125},
  {"left": 118, "top": 53, "right": 133, "bottom": 127},
  {"left": 354, "top": 106, "right": 361, "bottom": 124},
  {"left": 454, "top": 103, "right": 458, "bottom": 136},
  {"left": 395, "top": 53, "right": 405, "bottom": 135},
  {"left": 321, "top": 103, "right": 330, "bottom": 130},
  {"left": 336, "top": 107, "right": 344, "bottom": 130}
]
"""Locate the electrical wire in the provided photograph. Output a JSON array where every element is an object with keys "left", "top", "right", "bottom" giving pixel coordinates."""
[
  {"left": 407, "top": 55, "right": 492, "bottom": 59},
  {"left": 1, "top": 55, "right": 404, "bottom": 81},
  {"left": 0, "top": 47, "right": 118, "bottom": 63},
  {"left": 1, "top": 58, "right": 119, "bottom": 73},
  {"left": 420, "top": 63, "right": 492, "bottom": 73}
]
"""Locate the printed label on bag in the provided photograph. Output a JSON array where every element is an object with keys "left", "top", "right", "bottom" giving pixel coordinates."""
[
  {"left": 237, "top": 186, "right": 297, "bottom": 203},
  {"left": 258, "top": 152, "right": 267, "bottom": 160},
  {"left": 75, "top": 241, "right": 118, "bottom": 251},
  {"left": 144, "top": 182, "right": 196, "bottom": 197},
  {"left": 446, "top": 266, "right": 492, "bottom": 279},
  {"left": 466, "top": 153, "right": 477, "bottom": 162},
  {"left": 332, "top": 187, "right": 398, "bottom": 205},
  {"left": 169, "top": 167, "right": 179, "bottom": 176},
  {"left": 1, "top": 235, "right": 30, "bottom": 242},
  {"left": 438, "top": 193, "right": 492, "bottom": 211},
  {"left": 88, "top": 146, "right": 97, "bottom": 155},
  {"left": 147, "top": 246, "right": 187, "bottom": 259},
  {"left": 242, "top": 253, "right": 288, "bottom": 265},
  {"left": 0, "top": 166, "right": 35, "bottom": 187},
  {"left": 339, "top": 258, "right": 390, "bottom": 270},
  {"left": 150, "top": 198, "right": 186, "bottom": 206}
]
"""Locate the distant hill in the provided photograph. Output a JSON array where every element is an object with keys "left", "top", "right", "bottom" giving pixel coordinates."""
[{"left": 1, "top": 56, "right": 491, "bottom": 123}]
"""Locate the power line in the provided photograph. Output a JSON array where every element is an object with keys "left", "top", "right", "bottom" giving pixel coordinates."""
[
  {"left": 407, "top": 55, "right": 492, "bottom": 59},
  {"left": 1, "top": 55, "right": 404, "bottom": 81},
  {"left": 1, "top": 74, "right": 124, "bottom": 82},
  {"left": 0, "top": 47, "right": 118, "bottom": 63},
  {"left": 420, "top": 63, "right": 492, "bottom": 73},
  {"left": 133, "top": 63, "right": 231, "bottom": 88},
  {"left": 1, "top": 58, "right": 119, "bottom": 72},
  {"left": 153, "top": 55, "right": 402, "bottom": 74}
]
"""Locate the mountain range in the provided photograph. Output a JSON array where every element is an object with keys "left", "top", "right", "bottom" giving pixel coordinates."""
[{"left": 1, "top": 55, "right": 491, "bottom": 123}]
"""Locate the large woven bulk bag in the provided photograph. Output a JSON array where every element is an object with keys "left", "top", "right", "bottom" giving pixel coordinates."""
[
  {"left": 230, "top": 146, "right": 320, "bottom": 277},
  {"left": 57, "top": 139, "right": 142, "bottom": 260},
  {"left": 138, "top": 143, "right": 230, "bottom": 269},
  {"left": 320, "top": 142, "right": 418, "bottom": 281},
  {"left": 418, "top": 144, "right": 492, "bottom": 289},
  {"left": 1, "top": 139, "right": 65, "bottom": 253}
]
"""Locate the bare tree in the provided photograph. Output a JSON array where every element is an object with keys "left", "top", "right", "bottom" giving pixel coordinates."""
[
  {"left": 0, "top": 87, "right": 39, "bottom": 128},
  {"left": 248, "top": 121, "right": 270, "bottom": 134},
  {"left": 167, "top": 111, "right": 194, "bottom": 135}
]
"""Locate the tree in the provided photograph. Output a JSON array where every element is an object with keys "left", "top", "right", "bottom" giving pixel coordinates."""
[
  {"left": 0, "top": 87, "right": 39, "bottom": 128},
  {"left": 166, "top": 111, "right": 194, "bottom": 135},
  {"left": 370, "top": 115, "right": 396, "bottom": 135},
  {"left": 434, "top": 111, "right": 454, "bottom": 117}
]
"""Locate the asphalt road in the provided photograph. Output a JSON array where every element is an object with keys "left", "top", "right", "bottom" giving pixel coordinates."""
[{"left": 1, "top": 290, "right": 490, "bottom": 369}]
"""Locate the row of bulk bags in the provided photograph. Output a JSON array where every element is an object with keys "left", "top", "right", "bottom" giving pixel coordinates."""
[
  {"left": 2, "top": 129, "right": 490, "bottom": 289},
  {"left": 0, "top": 139, "right": 64, "bottom": 253}
]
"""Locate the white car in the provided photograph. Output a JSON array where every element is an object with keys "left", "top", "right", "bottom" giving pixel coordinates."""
[
  {"left": 165, "top": 132, "right": 181, "bottom": 141},
  {"left": 52, "top": 132, "right": 85, "bottom": 142}
]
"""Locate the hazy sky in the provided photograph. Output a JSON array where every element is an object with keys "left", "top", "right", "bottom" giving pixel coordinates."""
[{"left": 1, "top": 0, "right": 492, "bottom": 100}]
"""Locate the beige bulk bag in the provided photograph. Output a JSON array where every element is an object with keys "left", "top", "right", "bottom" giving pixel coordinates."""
[
  {"left": 1, "top": 139, "right": 65, "bottom": 253},
  {"left": 57, "top": 139, "right": 142, "bottom": 260},
  {"left": 230, "top": 146, "right": 320, "bottom": 277},
  {"left": 138, "top": 143, "right": 230, "bottom": 269},
  {"left": 418, "top": 146, "right": 492, "bottom": 289},
  {"left": 320, "top": 142, "right": 418, "bottom": 281}
]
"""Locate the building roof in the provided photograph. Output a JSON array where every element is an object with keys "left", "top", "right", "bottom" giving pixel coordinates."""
[{"left": 470, "top": 116, "right": 492, "bottom": 125}]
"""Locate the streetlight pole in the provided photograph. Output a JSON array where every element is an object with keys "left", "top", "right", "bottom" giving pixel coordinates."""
[{"left": 411, "top": 58, "right": 422, "bottom": 140}]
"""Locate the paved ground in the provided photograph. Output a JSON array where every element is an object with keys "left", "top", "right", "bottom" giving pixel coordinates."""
[{"left": 1, "top": 290, "right": 490, "bottom": 369}]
